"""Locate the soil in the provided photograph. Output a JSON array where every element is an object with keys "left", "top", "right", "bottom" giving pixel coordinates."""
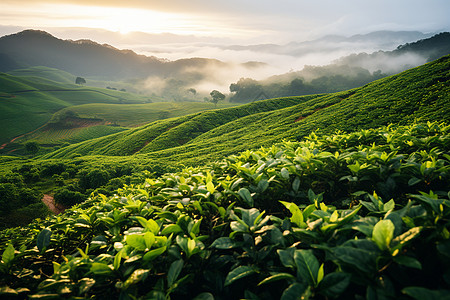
[{"left": 42, "top": 194, "right": 65, "bottom": 214}]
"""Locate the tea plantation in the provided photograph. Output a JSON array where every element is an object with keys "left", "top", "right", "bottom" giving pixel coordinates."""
[
  {"left": 0, "top": 54, "right": 449, "bottom": 299},
  {"left": 0, "top": 122, "right": 449, "bottom": 299}
]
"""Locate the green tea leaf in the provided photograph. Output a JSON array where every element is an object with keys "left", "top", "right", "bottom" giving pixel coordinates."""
[
  {"left": 167, "top": 259, "right": 184, "bottom": 287},
  {"left": 143, "top": 232, "right": 156, "bottom": 249},
  {"left": 224, "top": 266, "right": 256, "bottom": 286},
  {"left": 206, "top": 181, "right": 215, "bottom": 194},
  {"left": 192, "top": 292, "right": 214, "bottom": 300},
  {"left": 278, "top": 248, "right": 296, "bottom": 269},
  {"left": 90, "top": 262, "right": 112, "bottom": 275},
  {"left": 281, "top": 282, "right": 308, "bottom": 300},
  {"left": 37, "top": 228, "right": 52, "bottom": 252},
  {"left": 2, "top": 244, "right": 15, "bottom": 265},
  {"left": 187, "top": 239, "right": 196, "bottom": 257},
  {"left": 238, "top": 188, "right": 254, "bottom": 206},
  {"left": 372, "top": 219, "right": 394, "bottom": 251},
  {"left": 318, "top": 272, "right": 351, "bottom": 298},
  {"left": 317, "top": 263, "right": 324, "bottom": 284},
  {"left": 280, "top": 201, "right": 304, "bottom": 227},
  {"left": 211, "top": 237, "right": 237, "bottom": 249},
  {"left": 258, "top": 273, "right": 295, "bottom": 286},
  {"left": 393, "top": 256, "right": 422, "bottom": 269},
  {"left": 126, "top": 234, "right": 146, "bottom": 251},
  {"left": 143, "top": 246, "right": 166, "bottom": 261},
  {"left": 402, "top": 287, "right": 450, "bottom": 300},
  {"left": 123, "top": 269, "right": 149, "bottom": 289},
  {"left": 294, "top": 250, "right": 320, "bottom": 286},
  {"left": 162, "top": 224, "right": 183, "bottom": 236}
]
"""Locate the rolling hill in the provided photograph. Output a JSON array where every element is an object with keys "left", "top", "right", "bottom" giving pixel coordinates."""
[
  {"left": 43, "top": 55, "right": 450, "bottom": 168},
  {"left": 0, "top": 70, "right": 152, "bottom": 146}
]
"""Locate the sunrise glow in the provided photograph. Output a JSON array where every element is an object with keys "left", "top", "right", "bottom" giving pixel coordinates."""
[{"left": 0, "top": 2, "right": 218, "bottom": 36}]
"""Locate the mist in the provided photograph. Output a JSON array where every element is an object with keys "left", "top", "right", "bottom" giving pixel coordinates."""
[{"left": 131, "top": 31, "right": 438, "bottom": 99}]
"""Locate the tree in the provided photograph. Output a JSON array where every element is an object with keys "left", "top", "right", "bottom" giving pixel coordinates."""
[
  {"left": 25, "top": 141, "right": 40, "bottom": 155},
  {"left": 75, "top": 76, "right": 86, "bottom": 85},
  {"left": 209, "top": 90, "right": 225, "bottom": 107}
]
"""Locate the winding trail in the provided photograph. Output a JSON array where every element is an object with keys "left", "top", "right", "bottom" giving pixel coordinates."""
[{"left": 42, "top": 194, "right": 65, "bottom": 214}]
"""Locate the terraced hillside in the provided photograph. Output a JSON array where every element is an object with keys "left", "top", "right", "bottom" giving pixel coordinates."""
[
  {"left": 0, "top": 70, "right": 150, "bottom": 145},
  {"left": 44, "top": 55, "right": 450, "bottom": 167}
]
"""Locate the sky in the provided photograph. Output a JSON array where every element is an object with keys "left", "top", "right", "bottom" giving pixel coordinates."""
[
  {"left": 0, "top": 0, "right": 449, "bottom": 80},
  {"left": 1, "top": 0, "right": 449, "bottom": 44},
  {"left": 0, "top": 0, "right": 449, "bottom": 93}
]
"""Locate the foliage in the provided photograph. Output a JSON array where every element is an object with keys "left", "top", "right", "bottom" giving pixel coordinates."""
[
  {"left": 0, "top": 122, "right": 449, "bottom": 299},
  {"left": 24, "top": 141, "right": 40, "bottom": 155},
  {"left": 75, "top": 77, "right": 86, "bottom": 85},
  {"left": 209, "top": 90, "right": 226, "bottom": 107}
]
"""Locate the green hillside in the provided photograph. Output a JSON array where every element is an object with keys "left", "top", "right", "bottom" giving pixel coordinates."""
[
  {"left": 44, "top": 55, "right": 450, "bottom": 165},
  {"left": 51, "top": 101, "right": 239, "bottom": 127},
  {"left": 7, "top": 66, "right": 76, "bottom": 84},
  {"left": 0, "top": 123, "right": 449, "bottom": 299},
  {"left": 0, "top": 71, "right": 151, "bottom": 145}
]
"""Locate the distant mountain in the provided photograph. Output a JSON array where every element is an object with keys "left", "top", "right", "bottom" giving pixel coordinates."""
[
  {"left": 223, "top": 31, "right": 433, "bottom": 56},
  {"left": 224, "top": 32, "right": 450, "bottom": 102},
  {"left": 0, "top": 30, "right": 244, "bottom": 80},
  {"left": 333, "top": 32, "right": 450, "bottom": 73}
]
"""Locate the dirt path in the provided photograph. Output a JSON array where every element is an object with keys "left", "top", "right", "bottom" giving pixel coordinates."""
[
  {"left": 0, "top": 123, "right": 47, "bottom": 150},
  {"left": 42, "top": 194, "right": 65, "bottom": 214}
]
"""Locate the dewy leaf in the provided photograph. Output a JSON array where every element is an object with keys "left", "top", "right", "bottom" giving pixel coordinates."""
[
  {"left": 224, "top": 265, "right": 256, "bottom": 286},
  {"left": 294, "top": 249, "right": 320, "bottom": 286},
  {"left": 2, "top": 244, "right": 15, "bottom": 265},
  {"left": 372, "top": 219, "right": 395, "bottom": 251},
  {"left": 37, "top": 228, "right": 52, "bottom": 252}
]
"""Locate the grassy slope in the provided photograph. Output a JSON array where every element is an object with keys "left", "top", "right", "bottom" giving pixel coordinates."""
[
  {"left": 0, "top": 71, "right": 151, "bottom": 144},
  {"left": 43, "top": 97, "right": 313, "bottom": 158},
  {"left": 53, "top": 101, "right": 239, "bottom": 127},
  {"left": 7, "top": 66, "right": 76, "bottom": 84},
  {"left": 43, "top": 55, "right": 450, "bottom": 167}
]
